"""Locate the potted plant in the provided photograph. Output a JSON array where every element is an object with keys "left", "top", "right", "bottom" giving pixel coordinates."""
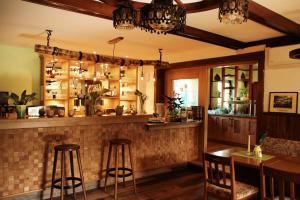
[
  {"left": 7, "top": 90, "right": 37, "bottom": 119},
  {"left": 135, "top": 89, "right": 147, "bottom": 114},
  {"left": 164, "top": 94, "right": 183, "bottom": 122}
]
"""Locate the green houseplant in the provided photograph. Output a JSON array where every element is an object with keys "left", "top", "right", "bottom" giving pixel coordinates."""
[
  {"left": 7, "top": 90, "right": 37, "bottom": 119},
  {"left": 164, "top": 95, "right": 183, "bottom": 122}
]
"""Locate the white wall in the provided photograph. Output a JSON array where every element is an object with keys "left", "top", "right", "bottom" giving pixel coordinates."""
[
  {"left": 264, "top": 44, "right": 300, "bottom": 112},
  {"left": 137, "top": 65, "right": 155, "bottom": 114}
]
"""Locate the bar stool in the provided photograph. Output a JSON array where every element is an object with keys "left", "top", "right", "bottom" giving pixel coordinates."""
[
  {"left": 50, "top": 144, "right": 87, "bottom": 200},
  {"left": 104, "top": 139, "right": 136, "bottom": 200}
]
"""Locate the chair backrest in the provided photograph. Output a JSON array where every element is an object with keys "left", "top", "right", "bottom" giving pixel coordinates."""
[
  {"left": 203, "top": 152, "right": 236, "bottom": 200},
  {"left": 260, "top": 163, "right": 300, "bottom": 200}
]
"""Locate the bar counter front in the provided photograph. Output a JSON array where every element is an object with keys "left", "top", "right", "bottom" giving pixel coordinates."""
[{"left": 0, "top": 115, "right": 202, "bottom": 199}]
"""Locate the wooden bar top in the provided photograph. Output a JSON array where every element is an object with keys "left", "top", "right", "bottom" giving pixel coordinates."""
[
  {"left": 146, "top": 120, "right": 202, "bottom": 130},
  {"left": 0, "top": 114, "right": 151, "bottom": 130}
]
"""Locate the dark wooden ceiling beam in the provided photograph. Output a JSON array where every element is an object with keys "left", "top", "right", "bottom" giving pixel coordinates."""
[
  {"left": 183, "top": 0, "right": 218, "bottom": 13},
  {"left": 245, "top": 36, "right": 300, "bottom": 48},
  {"left": 168, "top": 51, "right": 264, "bottom": 69},
  {"left": 173, "top": 26, "right": 245, "bottom": 50},
  {"left": 22, "top": 0, "right": 300, "bottom": 50},
  {"left": 174, "top": 0, "right": 185, "bottom": 9},
  {"left": 248, "top": 0, "right": 300, "bottom": 38},
  {"left": 24, "top": 0, "right": 114, "bottom": 20}
]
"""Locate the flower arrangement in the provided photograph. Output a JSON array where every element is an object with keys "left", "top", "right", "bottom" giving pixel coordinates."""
[{"left": 86, "top": 81, "right": 110, "bottom": 115}]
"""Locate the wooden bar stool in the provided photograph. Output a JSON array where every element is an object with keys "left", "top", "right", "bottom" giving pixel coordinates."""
[
  {"left": 50, "top": 144, "right": 87, "bottom": 200},
  {"left": 104, "top": 139, "right": 136, "bottom": 200}
]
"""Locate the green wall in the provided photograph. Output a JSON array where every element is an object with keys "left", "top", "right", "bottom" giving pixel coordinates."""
[{"left": 0, "top": 43, "right": 40, "bottom": 104}]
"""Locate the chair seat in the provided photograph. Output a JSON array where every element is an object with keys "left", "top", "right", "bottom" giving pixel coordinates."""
[
  {"left": 110, "top": 138, "right": 131, "bottom": 145},
  {"left": 207, "top": 180, "right": 258, "bottom": 200}
]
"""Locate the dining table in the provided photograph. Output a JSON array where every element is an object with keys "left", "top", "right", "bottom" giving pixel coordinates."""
[
  {"left": 207, "top": 147, "right": 300, "bottom": 173},
  {"left": 206, "top": 147, "right": 300, "bottom": 198}
]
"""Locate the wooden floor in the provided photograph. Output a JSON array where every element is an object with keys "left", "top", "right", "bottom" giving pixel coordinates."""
[
  {"left": 49, "top": 168, "right": 206, "bottom": 200},
  {"left": 49, "top": 141, "right": 231, "bottom": 200}
]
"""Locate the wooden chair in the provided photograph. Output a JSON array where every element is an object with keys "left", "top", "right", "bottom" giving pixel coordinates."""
[
  {"left": 260, "top": 163, "right": 300, "bottom": 200},
  {"left": 203, "top": 152, "right": 258, "bottom": 200}
]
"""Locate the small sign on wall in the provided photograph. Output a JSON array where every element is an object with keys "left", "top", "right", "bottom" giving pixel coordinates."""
[{"left": 269, "top": 92, "right": 298, "bottom": 114}]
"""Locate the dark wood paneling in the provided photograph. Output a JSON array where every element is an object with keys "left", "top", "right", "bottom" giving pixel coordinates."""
[
  {"left": 155, "top": 69, "right": 165, "bottom": 103},
  {"left": 258, "top": 113, "right": 300, "bottom": 141}
]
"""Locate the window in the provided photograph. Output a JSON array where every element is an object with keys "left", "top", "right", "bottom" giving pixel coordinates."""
[{"left": 172, "top": 79, "right": 198, "bottom": 107}]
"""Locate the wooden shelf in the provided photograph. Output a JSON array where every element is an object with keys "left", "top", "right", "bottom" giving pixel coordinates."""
[{"left": 41, "top": 54, "right": 138, "bottom": 116}]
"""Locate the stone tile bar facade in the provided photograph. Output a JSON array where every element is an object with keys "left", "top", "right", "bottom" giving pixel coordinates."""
[{"left": 0, "top": 115, "right": 202, "bottom": 199}]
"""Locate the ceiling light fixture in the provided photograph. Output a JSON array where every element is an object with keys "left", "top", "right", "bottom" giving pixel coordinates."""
[
  {"left": 140, "top": 0, "right": 186, "bottom": 34},
  {"left": 113, "top": 1, "right": 137, "bottom": 30},
  {"left": 219, "top": 0, "right": 249, "bottom": 24}
]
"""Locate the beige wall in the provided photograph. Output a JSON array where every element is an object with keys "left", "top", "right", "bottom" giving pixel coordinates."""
[
  {"left": 137, "top": 65, "right": 155, "bottom": 114},
  {"left": 0, "top": 43, "right": 40, "bottom": 104},
  {"left": 264, "top": 44, "right": 300, "bottom": 113}
]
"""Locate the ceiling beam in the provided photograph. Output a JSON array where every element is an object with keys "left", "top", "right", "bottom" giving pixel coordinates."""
[
  {"left": 245, "top": 36, "right": 300, "bottom": 48},
  {"left": 168, "top": 51, "right": 264, "bottom": 69},
  {"left": 174, "top": 0, "right": 185, "bottom": 9},
  {"left": 248, "top": 0, "right": 300, "bottom": 38},
  {"left": 22, "top": 0, "right": 300, "bottom": 50},
  {"left": 184, "top": 0, "right": 218, "bottom": 13},
  {"left": 23, "top": 0, "right": 114, "bottom": 20},
  {"left": 173, "top": 26, "right": 245, "bottom": 50}
]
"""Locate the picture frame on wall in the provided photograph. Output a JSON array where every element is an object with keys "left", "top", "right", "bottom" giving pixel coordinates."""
[{"left": 269, "top": 92, "right": 298, "bottom": 114}]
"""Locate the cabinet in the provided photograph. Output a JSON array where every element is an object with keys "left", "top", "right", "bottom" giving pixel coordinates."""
[
  {"left": 210, "top": 65, "right": 258, "bottom": 114},
  {"left": 41, "top": 55, "right": 137, "bottom": 116},
  {"left": 208, "top": 115, "right": 256, "bottom": 146}
]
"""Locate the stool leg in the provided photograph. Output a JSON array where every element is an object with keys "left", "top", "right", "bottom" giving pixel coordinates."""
[
  {"left": 104, "top": 144, "right": 112, "bottom": 192},
  {"left": 122, "top": 144, "right": 125, "bottom": 187},
  {"left": 61, "top": 150, "right": 65, "bottom": 200},
  {"left": 50, "top": 149, "right": 58, "bottom": 200},
  {"left": 76, "top": 149, "right": 87, "bottom": 200},
  {"left": 128, "top": 144, "right": 137, "bottom": 193},
  {"left": 69, "top": 151, "right": 77, "bottom": 200},
  {"left": 114, "top": 145, "right": 119, "bottom": 200}
]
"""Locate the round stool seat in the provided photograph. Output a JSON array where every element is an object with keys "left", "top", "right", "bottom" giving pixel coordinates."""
[
  {"left": 54, "top": 144, "right": 80, "bottom": 151},
  {"left": 109, "top": 138, "right": 131, "bottom": 145}
]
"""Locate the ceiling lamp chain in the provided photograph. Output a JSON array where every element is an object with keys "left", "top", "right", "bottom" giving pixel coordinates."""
[
  {"left": 219, "top": 0, "right": 249, "bottom": 24},
  {"left": 113, "top": 1, "right": 137, "bottom": 30},
  {"left": 45, "top": 29, "right": 53, "bottom": 46}
]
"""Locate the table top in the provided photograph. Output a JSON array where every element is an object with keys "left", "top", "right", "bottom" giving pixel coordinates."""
[{"left": 208, "top": 147, "right": 300, "bottom": 174}]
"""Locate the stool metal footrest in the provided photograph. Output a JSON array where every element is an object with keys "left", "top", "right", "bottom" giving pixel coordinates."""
[
  {"left": 53, "top": 177, "right": 82, "bottom": 189},
  {"left": 107, "top": 167, "right": 133, "bottom": 178}
]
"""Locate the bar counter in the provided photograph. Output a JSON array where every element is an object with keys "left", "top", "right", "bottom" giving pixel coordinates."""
[{"left": 0, "top": 115, "right": 202, "bottom": 199}]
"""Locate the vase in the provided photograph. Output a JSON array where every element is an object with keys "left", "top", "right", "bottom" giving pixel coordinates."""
[
  {"left": 253, "top": 145, "right": 262, "bottom": 158},
  {"left": 139, "top": 101, "right": 146, "bottom": 114},
  {"left": 16, "top": 105, "right": 26, "bottom": 119}
]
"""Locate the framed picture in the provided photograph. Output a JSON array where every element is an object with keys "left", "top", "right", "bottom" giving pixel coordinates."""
[{"left": 269, "top": 92, "right": 298, "bottom": 113}]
